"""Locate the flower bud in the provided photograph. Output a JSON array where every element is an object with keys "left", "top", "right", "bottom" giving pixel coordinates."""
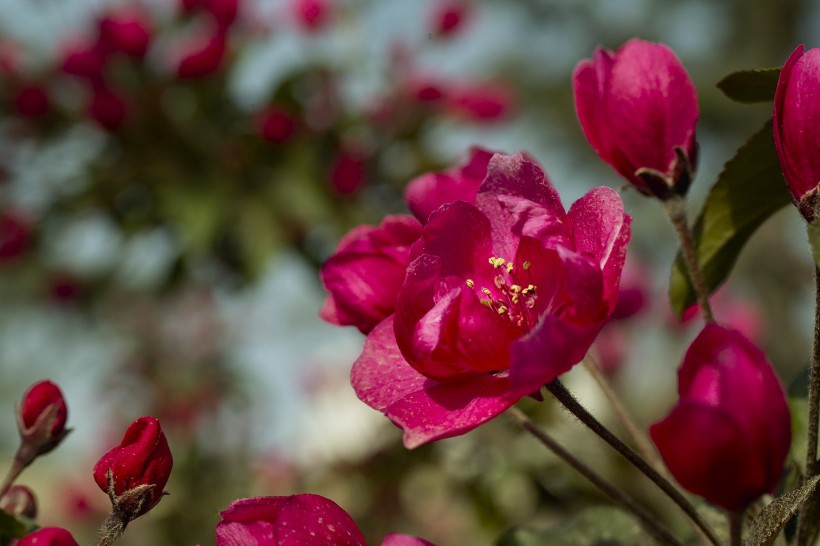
[
  {"left": 13, "top": 85, "right": 51, "bottom": 119},
  {"left": 93, "top": 416, "right": 173, "bottom": 522},
  {"left": 18, "top": 527, "right": 79, "bottom": 546},
  {"left": 431, "top": 2, "right": 468, "bottom": 39},
  {"left": 17, "top": 380, "right": 69, "bottom": 459},
  {"left": 0, "top": 484, "right": 37, "bottom": 518},
  {"left": 98, "top": 10, "right": 152, "bottom": 59},
  {"left": 773, "top": 45, "right": 820, "bottom": 220},
  {"left": 176, "top": 32, "right": 227, "bottom": 79},
  {"left": 329, "top": 149, "right": 365, "bottom": 195},
  {"left": 294, "top": 0, "right": 330, "bottom": 32},
  {"left": 0, "top": 210, "right": 32, "bottom": 261},
  {"left": 650, "top": 324, "right": 791, "bottom": 511},
  {"left": 256, "top": 107, "right": 296, "bottom": 144},
  {"left": 60, "top": 42, "right": 107, "bottom": 82},
  {"left": 88, "top": 84, "right": 127, "bottom": 132},
  {"left": 573, "top": 39, "right": 698, "bottom": 199}
]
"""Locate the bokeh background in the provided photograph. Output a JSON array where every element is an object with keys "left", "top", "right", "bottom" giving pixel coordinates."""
[{"left": 0, "top": 0, "right": 816, "bottom": 544}]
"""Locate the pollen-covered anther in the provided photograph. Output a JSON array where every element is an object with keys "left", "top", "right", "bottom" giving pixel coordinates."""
[
  {"left": 481, "top": 288, "right": 492, "bottom": 296},
  {"left": 496, "top": 305, "right": 508, "bottom": 315},
  {"left": 522, "top": 261, "right": 531, "bottom": 270},
  {"left": 465, "top": 279, "right": 475, "bottom": 288},
  {"left": 505, "top": 262, "right": 514, "bottom": 273},
  {"left": 489, "top": 256, "right": 506, "bottom": 269}
]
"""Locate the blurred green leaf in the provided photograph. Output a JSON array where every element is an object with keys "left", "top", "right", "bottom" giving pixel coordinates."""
[
  {"left": 236, "top": 199, "right": 282, "bottom": 279},
  {"left": 808, "top": 221, "right": 820, "bottom": 268},
  {"left": 743, "top": 475, "right": 820, "bottom": 546},
  {"left": 669, "top": 121, "right": 791, "bottom": 316},
  {"left": 159, "top": 185, "right": 228, "bottom": 254},
  {"left": 496, "top": 506, "right": 652, "bottom": 546},
  {"left": 717, "top": 68, "right": 781, "bottom": 103},
  {"left": 0, "top": 511, "right": 37, "bottom": 538}
]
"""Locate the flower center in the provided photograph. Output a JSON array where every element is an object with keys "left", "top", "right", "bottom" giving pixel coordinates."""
[{"left": 465, "top": 256, "right": 538, "bottom": 330}]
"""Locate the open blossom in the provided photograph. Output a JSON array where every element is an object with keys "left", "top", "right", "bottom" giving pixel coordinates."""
[
  {"left": 773, "top": 45, "right": 820, "bottom": 220},
  {"left": 573, "top": 39, "right": 698, "bottom": 198},
  {"left": 650, "top": 324, "right": 791, "bottom": 511},
  {"left": 352, "top": 153, "right": 630, "bottom": 447},
  {"left": 320, "top": 215, "right": 422, "bottom": 334},
  {"left": 215, "top": 494, "right": 434, "bottom": 546}
]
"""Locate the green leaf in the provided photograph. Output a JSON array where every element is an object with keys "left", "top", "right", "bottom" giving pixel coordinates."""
[
  {"left": 669, "top": 121, "right": 791, "bottom": 316},
  {"left": 0, "top": 510, "right": 37, "bottom": 538},
  {"left": 717, "top": 67, "right": 781, "bottom": 103},
  {"left": 496, "top": 506, "right": 653, "bottom": 546},
  {"left": 743, "top": 475, "right": 820, "bottom": 546}
]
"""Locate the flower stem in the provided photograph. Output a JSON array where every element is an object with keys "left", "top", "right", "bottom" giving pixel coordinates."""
[
  {"left": 797, "top": 265, "right": 820, "bottom": 546},
  {"left": 664, "top": 196, "right": 714, "bottom": 323},
  {"left": 507, "top": 407, "right": 686, "bottom": 546},
  {"left": 582, "top": 355, "right": 665, "bottom": 475},
  {"left": 728, "top": 510, "right": 744, "bottom": 546},
  {"left": 546, "top": 379, "right": 721, "bottom": 546},
  {"left": 97, "top": 512, "right": 127, "bottom": 546},
  {"left": 0, "top": 447, "right": 32, "bottom": 498}
]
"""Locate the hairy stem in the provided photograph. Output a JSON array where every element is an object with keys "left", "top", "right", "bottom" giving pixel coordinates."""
[
  {"left": 508, "top": 407, "right": 685, "bottom": 546},
  {"left": 664, "top": 196, "right": 714, "bottom": 323},
  {"left": 546, "top": 379, "right": 720, "bottom": 546},
  {"left": 97, "top": 512, "right": 128, "bottom": 546}
]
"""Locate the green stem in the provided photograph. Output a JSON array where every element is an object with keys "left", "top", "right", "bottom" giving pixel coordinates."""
[
  {"left": 664, "top": 197, "right": 714, "bottom": 323},
  {"left": 508, "top": 407, "right": 686, "bottom": 546},
  {"left": 546, "top": 379, "right": 721, "bottom": 546}
]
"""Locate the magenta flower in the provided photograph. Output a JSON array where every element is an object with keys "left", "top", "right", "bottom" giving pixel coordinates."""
[
  {"left": 320, "top": 215, "right": 423, "bottom": 334},
  {"left": 352, "top": 153, "right": 631, "bottom": 448},
  {"left": 650, "top": 324, "right": 791, "bottom": 511},
  {"left": 18, "top": 527, "right": 79, "bottom": 546},
  {"left": 573, "top": 39, "right": 698, "bottom": 198},
  {"left": 215, "top": 494, "right": 434, "bottom": 546},
  {"left": 404, "top": 147, "right": 494, "bottom": 224},
  {"left": 773, "top": 45, "right": 820, "bottom": 219}
]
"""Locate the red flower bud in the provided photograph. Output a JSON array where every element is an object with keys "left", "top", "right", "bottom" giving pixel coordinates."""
[
  {"left": 650, "top": 324, "right": 791, "bottom": 511},
  {"left": 18, "top": 380, "right": 69, "bottom": 457},
  {"left": 13, "top": 85, "right": 51, "bottom": 119},
  {"left": 93, "top": 416, "right": 173, "bottom": 521},
  {"left": 431, "top": 2, "right": 469, "bottom": 38},
  {"left": 176, "top": 32, "right": 227, "bottom": 79},
  {"left": 60, "top": 42, "right": 108, "bottom": 81},
  {"left": 573, "top": 39, "right": 698, "bottom": 199},
  {"left": 329, "top": 150, "right": 365, "bottom": 195},
  {"left": 18, "top": 527, "right": 79, "bottom": 546},
  {"left": 202, "top": 0, "right": 240, "bottom": 29},
  {"left": 0, "top": 484, "right": 38, "bottom": 518},
  {"left": 257, "top": 107, "right": 296, "bottom": 144},
  {"left": 88, "top": 84, "right": 127, "bottom": 132},
  {"left": 98, "top": 10, "right": 152, "bottom": 59},
  {"left": 294, "top": 0, "right": 330, "bottom": 32}
]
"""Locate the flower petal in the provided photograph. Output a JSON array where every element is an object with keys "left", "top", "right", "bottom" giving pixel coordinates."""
[{"left": 381, "top": 534, "right": 436, "bottom": 546}]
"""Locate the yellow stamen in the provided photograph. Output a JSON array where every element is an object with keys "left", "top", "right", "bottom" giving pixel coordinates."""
[
  {"left": 496, "top": 305, "right": 508, "bottom": 315},
  {"left": 523, "top": 261, "right": 531, "bottom": 270},
  {"left": 505, "top": 262, "right": 514, "bottom": 273},
  {"left": 466, "top": 279, "right": 475, "bottom": 288}
]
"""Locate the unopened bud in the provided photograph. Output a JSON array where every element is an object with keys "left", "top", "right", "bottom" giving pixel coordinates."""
[
  {"left": 17, "top": 380, "right": 70, "bottom": 460},
  {"left": 0, "top": 484, "right": 37, "bottom": 518},
  {"left": 18, "top": 527, "right": 79, "bottom": 546}
]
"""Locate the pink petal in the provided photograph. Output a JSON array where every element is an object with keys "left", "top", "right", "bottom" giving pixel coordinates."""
[
  {"left": 773, "top": 45, "right": 804, "bottom": 199},
  {"left": 573, "top": 48, "right": 619, "bottom": 182},
  {"left": 216, "top": 494, "right": 365, "bottom": 546},
  {"left": 381, "top": 534, "right": 436, "bottom": 546}
]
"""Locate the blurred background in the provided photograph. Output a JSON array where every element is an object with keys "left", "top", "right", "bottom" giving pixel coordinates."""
[{"left": 0, "top": 0, "right": 816, "bottom": 544}]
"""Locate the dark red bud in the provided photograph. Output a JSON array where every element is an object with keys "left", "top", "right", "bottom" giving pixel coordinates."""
[
  {"left": 13, "top": 85, "right": 51, "bottom": 119},
  {"left": 176, "top": 32, "right": 227, "bottom": 79},
  {"left": 257, "top": 107, "right": 296, "bottom": 144},
  {"left": 98, "top": 11, "right": 152, "bottom": 59},
  {"left": 0, "top": 210, "right": 32, "bottom": 261}
]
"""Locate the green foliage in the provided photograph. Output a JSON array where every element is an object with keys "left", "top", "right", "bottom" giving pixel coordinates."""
[
  {"left": 743, "top": 475, "right": 820, "bottom": 546},
  {"left": 0, "top": 511, "right": 37, "bottom": 539},
  {"left": 717, "top": 68, "right": 781, "bottom": 103},
  {"left": 496, "top": 506, "right": 653, "bottom": 546},
  {"left": 669, "top": 121, "right": 791, "bottom": 316}
]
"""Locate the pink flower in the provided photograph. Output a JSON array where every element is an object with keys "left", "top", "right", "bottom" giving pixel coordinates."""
[
  {"left": 98, "top": 9, "right": 152, "bottom": 59},
  {"left": 650, "top": 324, "right": 791, "bottom": 511},
  {"left": 321, "top": 215, "right": 422, "bottom": 334},
  {"left": 404, "top": 147, "right": 494, "bottom": 224},
  {"left": 446, "top": 82, "right": 511, "bottom": 122},
  {"left": 18, "top": 527, "right": 79, "bottom": 546},
  {"left": 176, "top": 32, "right": 227, "bottom": 79},
  {"left": 294, "top": 0, "right": 330, "bottom": 32},
  {"left": 773, "top": 45, "right": 820, "bottom": 219},
  {"left": 93, "top": 416, "right": 173, "bottom": 520},
  {"left": 431, "top": 1, "right": 469, "bottom": 38},
  {"left": 88, "top": 84, "right": 127, "bottom": 132},
  {"left": 215, "top": 494, "right": 434, "bottom": 546},
  {"left": 329, "top": 150, "right": 366, "bottom": 194},
  {"left": 352, "top": 153, "right": 630, "bottom": 448},
  {"left": 573, "top": 39, "right": 698, "bottom": 198},
  {"left": 13, "top": 85, "right": 51, "bottom": 119}
]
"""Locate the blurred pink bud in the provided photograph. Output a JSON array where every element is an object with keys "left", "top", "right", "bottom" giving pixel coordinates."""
[
  {"left": 650, "top": 324, "right": 791, "bottom": 511},
  {"left": 609, "top": 257, "right": 650, "bottom": 321},
  {"left": 412, "top": 80, "right": 446, "bottom": 103},
  {"left": 0, "top": 210, "right": 31, "bottom": 261},
  {"left": 447, "top": 82, "right": 512, "bottom": 121},
  {"left": 329, "top": 149, "right": 365, "bottom": 194},
  {"left": 93, "top": 417, "right": 173, "bottom": 521},
  {"left": 573, "top": 39, "right": 698, "bottom": 199},
  {"left": 0, "top": 484, "right": 38, "bottom": 518},
  {"left": 18, "top": 380, "right": 69, "bottom": 458},
  {"left": 202, "top": 0, "right": 240, "bottom": 28},
  {"left": 294, "top": 0, "right": 330, "bottom": 32},
  {"left": 257, "top": 107, "right": 296, "bottom": 144},
  {"left": 592, "top": 327, "right": 627, "bottom": 377},
  {"left": 13, "top": 85, "right": 50, "bottom": 119},
  {"left": 176, "top": 32, "right": 227, "bottom": 79},
  {"left": 88, "top": 84, "right": 127, "bottom": 132},
  {"left": 98, "top": 10, "right": 152, "bottom": 59},
  {"left": 18, "top": 527, "right": 79, "bottom": 546},
  {"left": 773, "top": 45, "right": 820, "bottom": 219},
  {"left": 47, "top": 272, "right": 84, "bottom": 304},
  {"left": 431, "top": 1, "right": 469, "bottom": 38},
  {"left": 60, "top": 42, "right": 107, "bottom": 81}
]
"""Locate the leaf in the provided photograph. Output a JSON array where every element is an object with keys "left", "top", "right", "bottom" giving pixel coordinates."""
[
  {"left": 717, "top": 67, "right": 781, "bottom": 103},
  {"left": 669, "top": 121, "right": 791, "bottom": 316},
  {"left": 743, "top": 475, "right": 820, "bottom": 546},
  {"left": 496, "top": 506, "right": 653, "bottom": 546},
  {"left": 0, "top": 511, "right": 37, "bottom": 538}
]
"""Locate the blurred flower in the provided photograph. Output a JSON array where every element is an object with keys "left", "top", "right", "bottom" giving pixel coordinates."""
[
  {"left": 13, "top": 84, "right": 51, "bottom": 119},
  {"left": 352, "top": 153, "right": 630, "bottom": 447},
  {"left": 609, "top": 256, "right": 650, "bottom": 321},
  {"left": 329, "top": 149, "right": 365, "bottom": 194},
  {"left": 321, "top": 215, "right": 422, "bottom": 334},
  {"left": 773, "top": 45, "right": 820, "bottom": 220},
  {"left": 0, "top": 210, "right": 31, "bottom": 261},
  {"left": 573, "top": 39, "right": 698, "bottom": 198},
  {"left": 202, "top": 0, "right": 241, "bottom": 28},
  {"left": 98, "top": 9, "right": 152, "bottom": 59},
  {"left": 294, "top": 0, "right": 330, "bottom": 32},
  {"left": 431, "top": 1, "right": 469, "bottom": 39},
  {"left": 60, "top": 41, "right": 107, "bottom": 81},
  {"left": 404, "top": 146, "right": 493, "bottom": 223},
  {"left": 677, "top": 288, "right": 764, "bottom": 342},
  {"left": 215, "top": 494, "right": 434, "bottom": 545},
  {"left": 47, "top": 272, "right": 84, "bottom": 304},
  {"left": 176, "top": 31, "right": 228, "bottom": 79},
  {"left": 93, "top": 416, "right": 173, "bottom": 521},
  {"left": 0, "top": 484, "right": 38, "bottom": 518},
  {"left": 256, "top": 106, "right": 297, "bottom": 144},
  {"left": 88, "top": 84, "right": 127, "bottom": 132},
  {"left": 446, "top": 82, "right": 511, "bottom": 122},
  {"left": 650, "top": 324, "right": 791, "bottom": 511},
  {"left": 17, "top": 527, "right": 79, "bottom": 546}
]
